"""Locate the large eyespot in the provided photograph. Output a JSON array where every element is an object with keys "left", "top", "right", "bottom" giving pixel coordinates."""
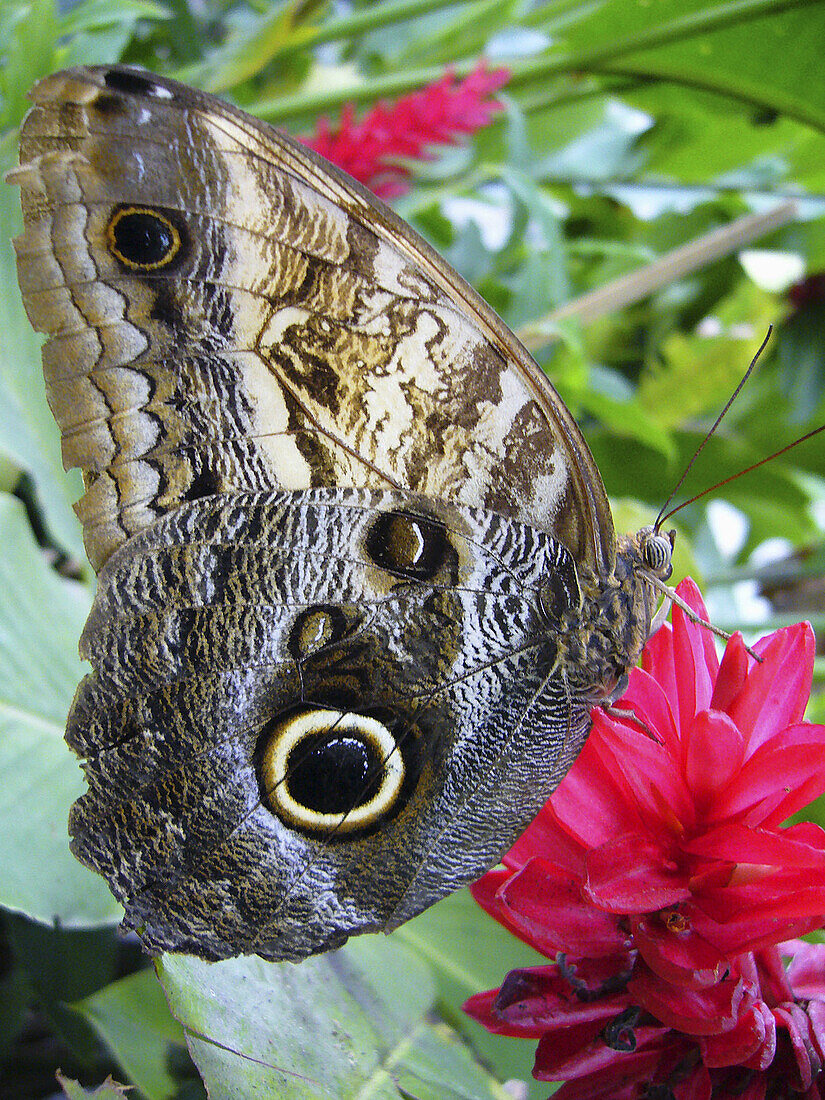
[
  {"left": 260, "top": 708, "right": 404, "bottom": 836},
  {"left": 365, "top": 509, "right": 449, "bottom": 580},
  {"left": 106, "top": 206, "right": 184, "bottom": 271}
]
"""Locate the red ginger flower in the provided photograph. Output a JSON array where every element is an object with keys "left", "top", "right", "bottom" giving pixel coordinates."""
[
  {"left": 303, "top": 61, "right": 509, "bottom": 198},
  {"left": 465, "top": 579, "right": 825, "bottom": 1097}
]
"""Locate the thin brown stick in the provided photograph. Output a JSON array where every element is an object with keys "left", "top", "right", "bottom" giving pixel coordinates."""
[{"left": 515, "top": 201, "right": 798, "bottom": 350}]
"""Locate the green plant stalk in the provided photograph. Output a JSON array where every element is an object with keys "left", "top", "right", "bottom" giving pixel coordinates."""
[
  {"left": 598, "top": 61, "right": 825, "bottom": 132},
  {"left": 506, "top": 0, "right": 822, "bottom": 90},
  {"left": 178, "top": 0, "right": 464, "bottom": 92},
  {"left": 250, "top": 0, "right": 819, "bottom": 122},
  {"left": 515, "top": 201, "right": 799, "bottom": 350}
]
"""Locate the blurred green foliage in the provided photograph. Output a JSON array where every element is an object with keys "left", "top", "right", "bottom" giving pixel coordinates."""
[{"left": 1, "top": 1, "right": 824, "bottom": 1097}]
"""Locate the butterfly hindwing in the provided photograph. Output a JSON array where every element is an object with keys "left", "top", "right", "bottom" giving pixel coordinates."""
[{"left": 67, "top": 488, "right": 585, "bottom": 960}]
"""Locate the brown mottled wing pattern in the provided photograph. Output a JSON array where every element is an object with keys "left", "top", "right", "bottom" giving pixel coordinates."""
[
  {"left": 66, "top": 488, "right": 587, "bottom": 961},
  {"left": 12, "top": 65, "right": 614, "bottom": 574}
]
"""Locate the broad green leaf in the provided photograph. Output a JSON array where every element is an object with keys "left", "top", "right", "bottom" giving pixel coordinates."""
[
  {"left": 638, "top": 330, "right": 773, "bottom": 429},
  {"left": 0, "top": 961, "right": 28, "bottom": 1059},
  {"left": 57, "top": 0, "right": 169, "bottom": 69},
  {"left": 158, "top": 936, "right": 509, "bottom": 1099},
  {"left": 0, "top": 495, "right": 118, "bottom": 925},
  {"left": 75, "top": 967, "right": 198, "bottom": 1100},
  {"left": 396, "top": 889, "right": 547, "bottom": 1100},
  {"left": 540, "top": 0, "right": 825, "bottom": 132},
  {"left": 0, "top": 0, "right": 58, "bottom": 130},
  {"left": 5, "top": 915, "right": 118, "bottom": 1063}
]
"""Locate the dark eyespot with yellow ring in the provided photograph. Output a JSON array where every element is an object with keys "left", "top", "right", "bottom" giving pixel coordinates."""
[
  {"left": 106, "top": 205, "right": 185, "bottom": 271},
  {"left": 260, "top": 708, "right": 405, "bottom": 837}
]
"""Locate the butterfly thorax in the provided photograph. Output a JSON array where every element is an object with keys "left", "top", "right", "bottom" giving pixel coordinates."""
[{"left": 559, "top": 527, "right": 672, "bottom": 707}]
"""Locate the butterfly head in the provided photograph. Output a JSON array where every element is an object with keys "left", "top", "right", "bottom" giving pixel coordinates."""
[{"left": 619, "top": 523, "right": 676, "bottom": 640}]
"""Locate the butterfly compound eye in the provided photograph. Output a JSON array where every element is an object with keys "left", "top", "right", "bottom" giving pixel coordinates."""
[{"left": 643, "top": 531, "right": 674, "bottom": 579}]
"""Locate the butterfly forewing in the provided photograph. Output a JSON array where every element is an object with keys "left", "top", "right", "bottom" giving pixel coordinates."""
[{"left": 13, "top": 65, "right": 614, "bottom": 574}]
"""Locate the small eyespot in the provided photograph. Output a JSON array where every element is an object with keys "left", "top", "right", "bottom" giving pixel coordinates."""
[
  {"left": 106, "top": 206, "right": 184, "bottom": 271},
  {"left": 288, "top": 605, "right": 349, "bottom": 661},
  {"left": 103, "top": 69, "right": 174, "bottom": 99},
  {"left": 260, "top": 709, "right": 404, "bottom": 836},
  {"left": 537, "top": 546, "right": 580, "bottom": 623}
]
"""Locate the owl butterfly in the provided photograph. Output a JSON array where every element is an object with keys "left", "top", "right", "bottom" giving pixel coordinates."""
[{"left": 11, "top": 65, "right": 673, "bottom": 963}]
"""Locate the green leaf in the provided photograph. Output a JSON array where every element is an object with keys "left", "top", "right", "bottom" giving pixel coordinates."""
[
  {"left": 0, "top": 0, "right": 59, "bottom": 130},
  {"left": 4, "top": 915, "right": 118, "bottom": 1063},
  {"left": 0, "top": 495, "right": 119, "bottom": 926},
  {"left": 530, "top": 0, "right": 825, "bottom": 132},
  {"left": 75, "top": 967, "right": 199, "bottom": 1100},
  {"left": 56, "top": 1073, "right": 131, "bottom": 1100},
  {"left": 396, "top": 889, "right": 547, "bottom": 1100},
  {"left": 56, "top": 0, "right": 169, "bottom": 69},
  {"left": 158, "top": 936, "right": 509, "bottom": 1099},
  {"left": 0, "top": 960, "right": 29, "bottom": 1060}
]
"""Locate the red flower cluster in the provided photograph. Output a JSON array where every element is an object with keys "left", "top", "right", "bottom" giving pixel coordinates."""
[
  {"left": 303, "top": 61, "right": 509, "bottom": 198},
  {"left": 465, "top": 580, "right": 825, "bottom": 1098}
]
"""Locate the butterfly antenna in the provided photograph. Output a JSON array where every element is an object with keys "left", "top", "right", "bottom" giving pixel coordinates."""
[
  {"left": 654, "top": 326, "right": 773, "bottom": 533},
  {"left": 659, "top": 421, "right": 825, "bottom": 525}
]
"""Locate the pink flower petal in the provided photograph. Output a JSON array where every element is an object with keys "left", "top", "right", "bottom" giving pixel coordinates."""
[
  {"left": 642, "top": 617, "right": 678, "bottom": 706},
  {"left": 710, "top": 725, "right": 825, "bottom": 825},
  {"left": 670, "top": 579, "right": 718, "bottom": 731},
  {"left": 683, "top": 710, "right": 745, "bottom": 807},
  {"left": 627, "top": 964, "right": 747, "bottom": 1035},
  {"left": 462, "top": 987, "right": 534, "bottom": 1037},
  {"left": 696, "top": 870, "right": 825, "bottom": 929},
  {"left": 505, "top": 800, "right": 587, "bottom": 876},
  {"left": 584, "top": 834, "right": 690, "bottom": 912},
  {"left": 500, "top": 858, "right": 632, "bottom": 957},
  {"left": 302, "top": 61, "right": 509, "bottom": 197},
  {"left": 727, "top": 622, "right": 816, "bottom": 752},
  {"left": 775, "top": 1004, "right": 820, "bottom": 1089},
  {"left": 490, "top": 959, "right": 633, "bottom": 1030},
  {"left": 534, "top": 1020, "right": 667, "bottom": 1080},
  {"left": 623, "top": 665, "right": 680, "bottom": 750},
  {"left": 711, "top": 632, "right": 750, "bottom": 713},
  {"left": 699, "top": 999, "right": 775, "bottom": 1068},
  {"left": 547, "top": 726, "right": 648, "bottom": 849},
  {"left": 683, "top": 823, "right": 825, "bottom": 869},
  {"left": 690, "top": 904, "right": 825, "bottom": 959},
  {"left": 808, "top": 1001, "right": 825, "bottom": 1066},
  {"left": 588, "top": 709, "right": 696, "bottom": 834},
  {"left": 786, "top": 940, "right": 825, "bottom": 998},
  {"left": 629, "top": 911, "right": 728, "bottom": 988}
]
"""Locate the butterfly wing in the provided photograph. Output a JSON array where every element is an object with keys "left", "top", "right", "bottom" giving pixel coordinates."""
[
  {"left": 68, "top": 488, "right": 585, "bottom": 960},
  {"left": 12, "top": 64, "right": 614, "bottom": 576}
]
